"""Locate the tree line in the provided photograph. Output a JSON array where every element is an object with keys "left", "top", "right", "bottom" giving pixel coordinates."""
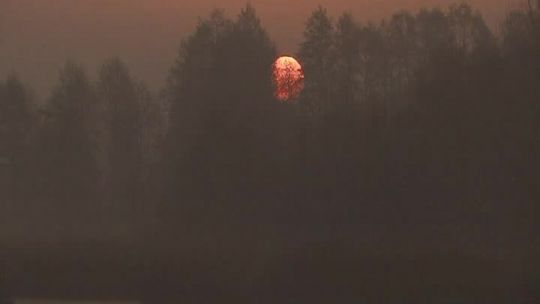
[{"left": 0, "top": 2, "right": 539, "bottom": 259}]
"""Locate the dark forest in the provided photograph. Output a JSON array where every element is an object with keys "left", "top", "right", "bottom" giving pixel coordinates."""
[{"left": 1, "top": 2, "right": 539, "bottom": 303}]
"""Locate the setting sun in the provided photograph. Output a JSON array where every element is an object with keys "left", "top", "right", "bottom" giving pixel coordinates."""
[{"left": 272, "top": 56, "right": 304, "bottom": 102}]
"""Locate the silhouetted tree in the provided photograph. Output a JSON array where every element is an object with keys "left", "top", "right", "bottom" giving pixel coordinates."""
[
  {"left": 164, "top": 6, "right": 282, "bottom": 235},
  {"left": 165, "top": 9, "right": 232, "bottom": 201},
  {"left": 356, "top": 22, "right": 391, "bottom": 125},
  {"left": 385, "top": 11, "right": 417, "bottom": 106},
  {"left": 36, "top": 62, "right": 98, "bottom": 204},
  {"left": 0, "top": 75, "right": 33, "bottom": 199},
  {"left": 138, "top": 83, "right": 166, "bottom": 202},
  {"left": 499, "top": 1, "right": 540, "bottom": 255},
  {"left": 334, "top": 13, "right": 361, "bottom": 106},
  {"left": 97, "top": 58, "right": 143, "bottom": 206},
  {"left": 299, "top": 7, "right": 336, "bottom": 116}
]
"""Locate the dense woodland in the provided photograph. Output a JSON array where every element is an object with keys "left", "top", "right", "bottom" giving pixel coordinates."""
[{"left": 1, "top": 2, "right": 540, "bottom": 303}]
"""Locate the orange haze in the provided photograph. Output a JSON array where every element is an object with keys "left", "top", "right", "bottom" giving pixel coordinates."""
[{"left": 1, "top": 0, "right": 523, "bottom": 97}]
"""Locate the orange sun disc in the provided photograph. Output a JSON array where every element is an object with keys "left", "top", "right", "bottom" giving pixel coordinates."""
[{"left": 272, "top": 56, "right": 304, "bottom": 102}]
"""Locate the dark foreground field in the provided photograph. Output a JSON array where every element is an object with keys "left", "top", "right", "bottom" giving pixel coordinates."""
[{"left": 2, "top": 239, "right": 539, "bottom": 304}]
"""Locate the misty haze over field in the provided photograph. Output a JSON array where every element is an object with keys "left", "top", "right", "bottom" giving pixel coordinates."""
[{"left": 1, "top": 0, "right": 540, "bottom": 303}]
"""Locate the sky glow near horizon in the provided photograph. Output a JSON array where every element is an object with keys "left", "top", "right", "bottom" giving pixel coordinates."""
[{"left": 1, "top": 0, "right": 523, "bottom": 96}]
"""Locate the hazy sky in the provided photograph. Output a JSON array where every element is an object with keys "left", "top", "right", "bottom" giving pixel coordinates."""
[{"left": 1, "top": 0, "right": 523, "bottom": 97}]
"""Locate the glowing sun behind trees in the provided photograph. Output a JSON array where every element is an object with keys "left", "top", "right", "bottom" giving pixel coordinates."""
[{"left": 273, "top": 56, "right": 304, "bottom": 102}]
